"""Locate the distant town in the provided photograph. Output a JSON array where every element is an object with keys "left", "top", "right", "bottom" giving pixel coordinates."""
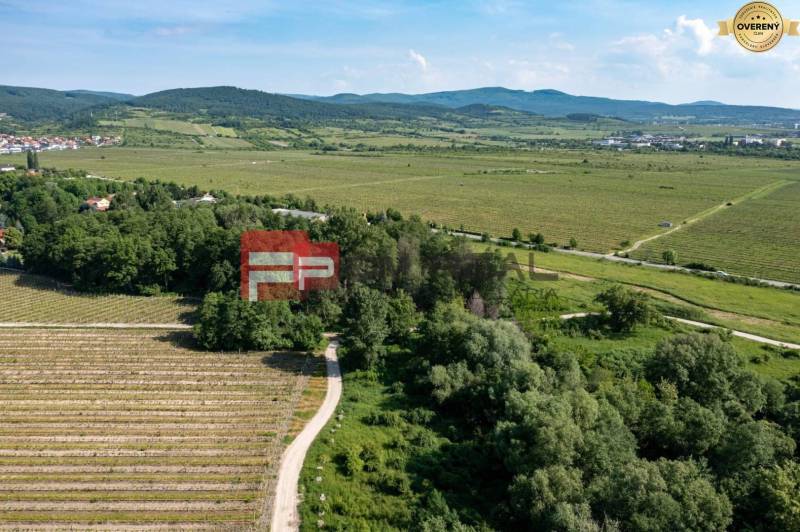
[
  {"left": 0, "top": 134, "right": 121, "bottom": 154},
  {"left": 593, "top": 133, "right": 794, "bottom": 150}
]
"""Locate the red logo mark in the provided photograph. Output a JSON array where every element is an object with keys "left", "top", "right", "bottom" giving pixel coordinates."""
[{"left": 240, "top": 230, "right": 339, "bottom": 301}]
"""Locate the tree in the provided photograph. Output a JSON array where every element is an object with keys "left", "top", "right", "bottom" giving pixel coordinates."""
[
  {"left": 647, "top": 333, "right": 761, "bottom": 410},
  {"left": 595, "top": 285, "right": 654, "bottom": 333},
  {"left": 590, "top": 458, "right": 732, "bottom": 532},
  {"left": 569, "top": 237, "right": 578, "bottom": 249},
  {"left": 3, "top": 227, "right": 22, "bottom": 249},
  {"left": 26, "top": 151, "right": 36, "bottom": 170},
  {"left": 341, "top": 284, "right": 389, "bottom": 370},
  {"left": 529, "top": 232, "right": 545, "bottom": 245},
  {"left": 289, "top": 313, "right": 323, "bottom": 351},
  {"left": 193, "top": 292, "right": 296, "bottom": 351},
  {"left": 511, "top": 228, "right": 522, "bottom": 242},
  {"left": 662, "top": 249, "right": 677, "bottom": 265},
  {"left": 386, "top": 289, "right": 419, "bottom": 345}
]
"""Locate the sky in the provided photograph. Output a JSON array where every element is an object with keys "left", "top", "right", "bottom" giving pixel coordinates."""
[{"left": 1, "top": 0, "right": 800, "bottom": 107}]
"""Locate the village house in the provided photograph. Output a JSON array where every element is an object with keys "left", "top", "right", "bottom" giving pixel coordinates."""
[{"left": 84, "top": 195, "right": 114, "bottom": 212}]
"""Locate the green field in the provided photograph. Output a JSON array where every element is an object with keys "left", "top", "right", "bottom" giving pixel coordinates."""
[
  {"left": 6, "top": 147, "right": 798, "bottom": 256},
  {"left": 473, "top": 241, "right": 800, "bottom": 344},
  {"left": 632, "top": 180, "right": 800, "bottom": 283}
]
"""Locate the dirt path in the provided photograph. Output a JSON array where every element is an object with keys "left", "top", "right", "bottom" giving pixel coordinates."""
[
  {"left": 269, "top": 339, "right": 341, "bottom": 532},
  {"left": 617, "top": 179, "right": 790, "bottom": 255},
  {"left": 559, "top": 313, "right": 800, "bottom": 350}
]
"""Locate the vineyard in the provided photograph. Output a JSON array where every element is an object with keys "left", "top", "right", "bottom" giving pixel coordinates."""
[
  {"left": 3, "top": 148, "right": 796, "bottom": 252},
  {"left": 0, "top": 270, "right": 195, "bottom": 324},
  {"left": 0, "top": 328, "right": 316, "bottom": 529},
  {"left": 632, "top": 181, "right": 800, "bottom": 284}
]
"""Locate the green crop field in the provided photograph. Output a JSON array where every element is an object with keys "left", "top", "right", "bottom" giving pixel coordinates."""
[
  {"left": 0, "top": 270, "right": 195, "bottom": 324},
  {"left": 0, "top": 328, "right": 315, "bottom": 529},
  {"left": 5, "top": 147, "right": 798, "bottom": 256},
  {"left": 632, "top": 181, "right": 800, "bottom": 284}
]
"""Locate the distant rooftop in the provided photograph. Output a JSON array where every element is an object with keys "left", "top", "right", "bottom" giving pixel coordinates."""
[{"left": 272, "top": 208, "right": 329, "bottom": 222}]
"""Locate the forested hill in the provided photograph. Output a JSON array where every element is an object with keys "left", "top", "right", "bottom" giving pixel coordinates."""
[
  {"left": 301, "top": 87, "right": 800, "bottom": 124},
  {"left": 0, "top": 85, "right": 126, "bottom": 123},
  {"left": 131, "top": 86, "right": 475, "bottom": 121}
]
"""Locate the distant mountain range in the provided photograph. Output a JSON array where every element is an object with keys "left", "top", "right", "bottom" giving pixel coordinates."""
[
  {"left": 2, "top": 84, "right": 799, "bottom": 125},
  {"left": 298, "top": 87, "right": 800, "bottom": 124}
]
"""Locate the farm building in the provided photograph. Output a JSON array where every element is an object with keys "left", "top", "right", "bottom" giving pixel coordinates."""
[
  {"left": 658, "top": 221, "right": 673, "bottom": 228},
  {"left": 272, "top": 208, "right": 329, "bottom": 222}
]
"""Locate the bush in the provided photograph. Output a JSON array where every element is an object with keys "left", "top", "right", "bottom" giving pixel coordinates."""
[
  {"left": 289, "top": 313, "right": 323, "bottom": 351},
  {"left": 595, "top": 285, "right": 655, "bottom": 333}
]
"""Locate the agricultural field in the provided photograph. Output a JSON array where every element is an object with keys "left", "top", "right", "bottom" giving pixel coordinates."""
[
  {"left": 632, "top": 180, "right": 800, "bottom": 284},
  {"left": 5, "top": 147, "right": 798, "bottom": 258},
  {"left": 473, "top": 241, "right": 800, "bottom": 345},
  {"left": 0, "top": 328, "right": 317, "bottom": 529},
  {"left": 0, "top": 270, "right": 195, "bottom": 324}
]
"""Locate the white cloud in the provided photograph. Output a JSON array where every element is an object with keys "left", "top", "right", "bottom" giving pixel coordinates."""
[
  {"left": 675, "top": 15, "right": 716, "bottom": 56},
  {"left": 408, "top": 49, "right": 428, "bottom": 71}
]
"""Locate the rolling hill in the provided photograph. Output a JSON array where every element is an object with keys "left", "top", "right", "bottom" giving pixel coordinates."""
[
  {"left": 300, "top": 87, "right": 800, "bottom": 124},
  {"left": 131, "top": 86, "right": 480, "bottom": 122},
  {"left": 0, "top": 85, "right": 124, "bottom": 123}
]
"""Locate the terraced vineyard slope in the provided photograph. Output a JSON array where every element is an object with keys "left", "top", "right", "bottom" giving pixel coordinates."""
[{"left": 0, "top": 329, "right": 315, "bottom": 530}]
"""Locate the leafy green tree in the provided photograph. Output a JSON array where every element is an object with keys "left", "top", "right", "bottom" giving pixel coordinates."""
[
  {"left": 289, "top": 313, "right": 323, "bottom": 351},
  {"left": 595, "top": 285, "right": 654, "bottom": 333},
  {"left": 529, "top": 232, "right": 545, "bottom": 245},
  {"left": 509, "top": 466, "right": 595, "bottom": 530},
  {"left": 341, "top": 284, "right": 389, "bottom": 370},
  {"left": 3, "top": 227, "right": 22, "bottom": 249},
  {"left": 386, "top": 289, "right": 420, "bottom": 345},
  {"left": 569, "top": 237, "right": 578, "bottom": 249},
  {"left": 193, "top": 292, "right": 296, "bottom": 351},
  {"left": 590, "top": 458, "right": 732, "bottom": 532},
  {"left": 511, "top": 228, "right": 522, "bottom": 241},
  {"left": 662, "top": 249, "right": 677, "bottom": 265},
  {"left": 647, "top": 333, "right": 762, "bottom": 411}
]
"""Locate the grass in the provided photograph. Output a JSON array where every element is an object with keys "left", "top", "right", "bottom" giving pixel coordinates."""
[
  {"left": 476, "top": 242, "right": 800, "bottom": 340},
  {"left": 0, "top": 269, "right": 196, "bottom": 324},
  {"left": 0, "top": 328, "right": 314, "bottom": 528},
  {"left": 298, "top": 365, "right": 419, "bottom": 531}
]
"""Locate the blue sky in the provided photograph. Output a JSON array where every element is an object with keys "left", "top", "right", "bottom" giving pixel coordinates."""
[{"left": 1, "top": 0, "right": 799, "bottom": 106}]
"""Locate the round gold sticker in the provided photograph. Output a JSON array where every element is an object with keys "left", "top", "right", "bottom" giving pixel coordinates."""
[{"left": 733, "top": 2, "right": 784, "bottom": 52}]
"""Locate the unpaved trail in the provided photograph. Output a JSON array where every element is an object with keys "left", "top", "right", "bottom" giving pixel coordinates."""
[
  {"left": 269, "top": 339, "right": 341, "bottom": 532},
  {"left": 559, "top": 313, "right": 800, "bottom": 350}
]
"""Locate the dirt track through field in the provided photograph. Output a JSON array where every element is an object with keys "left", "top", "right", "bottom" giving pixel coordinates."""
[{"left": 269, "top": 339, "right": 341, "bottom": 532}]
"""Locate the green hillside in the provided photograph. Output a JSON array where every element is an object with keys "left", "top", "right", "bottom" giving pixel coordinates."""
[{"left": 0, "top": 85, "right": 120, "bottom": 122}]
